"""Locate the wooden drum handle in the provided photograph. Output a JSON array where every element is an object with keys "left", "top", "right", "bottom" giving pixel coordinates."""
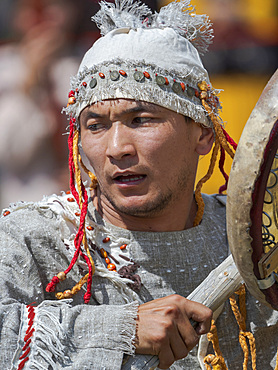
[{"left": 122, "top": 254, "right": 243, "bottom": 369}]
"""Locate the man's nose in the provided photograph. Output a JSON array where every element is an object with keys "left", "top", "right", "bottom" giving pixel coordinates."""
[{"left": 106, "top": 122, "right": 136, "bottom": 160}]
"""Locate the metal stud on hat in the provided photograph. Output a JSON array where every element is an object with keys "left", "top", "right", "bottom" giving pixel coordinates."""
[
  {"left": 134, "top": 71, "right": 145, "bottom": 82},
  {"left": 64, "top": 0, "right": 221, "bottom": 129}
]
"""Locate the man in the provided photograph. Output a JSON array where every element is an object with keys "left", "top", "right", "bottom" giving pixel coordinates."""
[{"left": 0, "top": 1, "right": 277, "bottom": 369}]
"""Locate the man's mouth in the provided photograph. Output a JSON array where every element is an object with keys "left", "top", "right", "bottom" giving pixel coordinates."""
[{"left": 113, "top": 174, "right": 146, "bottom": 184}]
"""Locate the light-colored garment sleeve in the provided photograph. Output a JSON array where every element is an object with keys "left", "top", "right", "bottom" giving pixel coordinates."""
[{"left": 0, "top": 210, "right": 138, "bottom": 370}]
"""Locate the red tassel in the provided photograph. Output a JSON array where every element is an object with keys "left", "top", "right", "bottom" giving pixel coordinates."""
[
  {"left": 218, "top": 147, "right": 229, "bottom": 193},
  {"left": 64, "top": 187, "right": 89, "bottom": 276},
  {"left": 45, "top": 117, "right": 81, "bottom": 293},
  {"left": 45, "top": 276, "right": 60, "bottom": 292},
  {"left": 49, "top": 116, "right": 93, "bottom": 302},
  {"left": 221, "top": 126, "right": 238, "bottom": 150},
  {"left": 82, "top": 252, "right": 92, "bottom": 304}
]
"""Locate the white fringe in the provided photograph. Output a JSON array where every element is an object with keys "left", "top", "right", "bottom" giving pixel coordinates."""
[
  {"left": 28, "top": 300, "right": 72, "bottom": 368},
  {"left": 153, "top": 0, "right": 213, "bottom": 55},
  {"left": 118, "top": 301, "right": 140, "bottom": 354},
  {"left": 38, "top": 194, "right": 143, "bottom": 304},
  {"left": 93, "top": 0, "right": 213, "bottom": 55},
  {"left": 63, "top": 58, "right": 218, "bottom": 128},
  {"left": 93, "top": 0, "right": 152, "bottom": 36}
]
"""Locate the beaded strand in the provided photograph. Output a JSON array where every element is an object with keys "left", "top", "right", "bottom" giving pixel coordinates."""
[
  {"left": 46, "top": 117, "right": 97, "bottom": 303},
  {"left": 193, "top": 81, "right": 237, "bottom": 227}
]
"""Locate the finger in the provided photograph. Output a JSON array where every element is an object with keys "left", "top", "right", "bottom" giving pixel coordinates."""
[
  {"left": 171, "top": 300, "right": 209, "bottom": 349},
  {"left": 177, "top": 320, "right": 200, "bottom": 351},
  {"left": 191, "top": 306, "right": 213, "bottom": 335},
  {"left": 168, "top": 324, "right": 189, "bottom": 361},
  {"left": 179, "top": 299, "right": 212, "bottom": 333},
  {"left": 158, "top": 344, "right": 175, "bottom": 369}
]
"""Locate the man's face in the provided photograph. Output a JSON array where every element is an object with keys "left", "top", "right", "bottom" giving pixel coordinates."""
[{"left": 80, "top": 99, "right": 207, "bottom": 220}]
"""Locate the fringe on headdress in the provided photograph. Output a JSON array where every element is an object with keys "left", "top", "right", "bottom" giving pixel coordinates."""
[{"left": 93, "top": 0, "right": 213, "bottom": 55}]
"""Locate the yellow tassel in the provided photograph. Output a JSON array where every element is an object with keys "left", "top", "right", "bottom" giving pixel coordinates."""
[
  {"left": 229, "top": 285, "right": 257, "bottom": 370},
  {"left": 194, "top": 81, "right": 236, "bottom": 226},
  {"left": 55, "top": 129, "right": 96, "bottom": 300},
  {"left": 55, "top": 274, "right": 89, "bottom": 300},
  {"left": 194, "top": 137, "right": 220, "bottom": 226},
  {"left": 204, "top": 320, "right": 228, "bottom": 370},
  {"left": 78, "top": 153, "right": 98, "bottom": 189},
  {"left": 275, "top": 348, "right": 278, "bottom": 370}
]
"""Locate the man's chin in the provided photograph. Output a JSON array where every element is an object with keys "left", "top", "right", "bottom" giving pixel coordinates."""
[{"left": 107, "top": 194, "right": 173, "bottom": 218}]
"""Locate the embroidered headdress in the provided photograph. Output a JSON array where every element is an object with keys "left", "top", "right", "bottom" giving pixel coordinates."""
[
  {"left": 46, "top": 0, "right": 237, "bottom": 303},
  {"left": 65, "top": 0, "right": 219, "bottom": 127}
]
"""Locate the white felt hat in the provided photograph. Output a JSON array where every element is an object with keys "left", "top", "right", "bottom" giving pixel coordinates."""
[{"left": 65, "top": 0, "right": 220, "bottom": 127}]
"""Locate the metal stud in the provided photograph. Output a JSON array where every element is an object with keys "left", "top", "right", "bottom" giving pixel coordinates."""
[
  {"left": 156, "top": 75, "right": 166, "bottom": 86},
  {"left": 90, "top": 78, "right": 97, "bottom": 88},
  {"left": 110, "top": 70, "right": 120, "bottom": 81},
  {"left": 187, "top": 86, "right": 195, "bottom": 98},
  {"left": 134, "top": 71, "right": 145, "bottom": 83},
  {"left": 172, "top": 82, "right": 183, "bottom": 94}
]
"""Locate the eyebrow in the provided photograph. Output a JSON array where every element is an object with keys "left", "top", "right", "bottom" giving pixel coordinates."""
[
  {"left": 81, "top": 102, "right": 161, "bottom": 123},
  {"left": 124, "top": 102, "right": 162, "bottom": 114},
  {"left": 80, "top": 111, "right": 102, "bottom": 127},
  {"left": 83, "top": 111, "right": 102, "bottom": 120}
]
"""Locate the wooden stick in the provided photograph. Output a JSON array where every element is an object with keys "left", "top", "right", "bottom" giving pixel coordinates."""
[{"left": 122, "top": 254, "right": 243, "bottom": 369}]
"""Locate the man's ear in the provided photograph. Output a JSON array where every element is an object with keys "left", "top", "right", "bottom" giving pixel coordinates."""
[{"left": 195, "top": 126, "right": 214, "bottom": 155}]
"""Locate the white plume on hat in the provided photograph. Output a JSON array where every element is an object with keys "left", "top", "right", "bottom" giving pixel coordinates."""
[{"left": 65, "top": 0, "right": 220, "bottom": 127}]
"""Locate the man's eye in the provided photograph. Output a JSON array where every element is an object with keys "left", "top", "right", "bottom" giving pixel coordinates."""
[
  {"left": 87, "top": 123, "right": 103, "bottom": 131},
  {"left": 132, "top": 117, "right": 151, "bottom": 125}
]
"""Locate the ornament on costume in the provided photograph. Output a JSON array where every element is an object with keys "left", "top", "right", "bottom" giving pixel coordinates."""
[
  {"left": 48, "top": 0, "right": 237, "bottom": 305},
  {"left": 64, "top": 0, "right": 219, "bottom": 128}
]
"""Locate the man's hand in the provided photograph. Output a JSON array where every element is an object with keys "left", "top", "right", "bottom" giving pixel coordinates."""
[{"left": 135, "top": 294, "right": 212, "bottom": 369}]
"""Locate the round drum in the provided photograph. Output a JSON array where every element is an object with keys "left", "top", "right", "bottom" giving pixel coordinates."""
[{"left": 227, "top": 70, "right": 278, "bottom": 310}]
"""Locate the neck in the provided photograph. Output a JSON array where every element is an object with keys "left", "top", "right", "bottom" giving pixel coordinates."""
[{"left": 91, "top": 188, "right": 198, "bottom": 232}]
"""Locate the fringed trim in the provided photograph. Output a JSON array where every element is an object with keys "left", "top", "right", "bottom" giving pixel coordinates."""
[
  {"left": 63, "top": 58, "right": 220, "bottom": 128},
  {"left": 13, "top": 300, "right": 71, "bottom": 370},
  {"left": 1, "top": 201, "right": 35, "bottom": 218},
  {"left": 33, "top": 192, "right": 141, "bottom": 304},
  {"left": 1, "top": 192, "right": 141, "bottom": 304},
  {"left": 13, "top": 304, "right": 36, "bottom": 370},
  {"left": 93, "top": 0, "right": 213, "bottom": 55},
  {"left": 152, "top": 0, "right": 213, "bottom": 55},
  {"left": 93, "top": 0, "right": 152, "bottom": 36},
  {"left": 89, "top": 264, "right": 142, "bottom": 303},
  {"left": 117, "top": 301, "right": 140, "bottom": 355}
]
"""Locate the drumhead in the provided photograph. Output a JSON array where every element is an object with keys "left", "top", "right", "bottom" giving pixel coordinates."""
[{"left": 227, "top": 70, "right": 278, "bottom": 310}]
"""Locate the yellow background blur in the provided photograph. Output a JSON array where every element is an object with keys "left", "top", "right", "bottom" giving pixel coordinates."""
[
  {"left": 196, "top": 74, "right": 270, "bottom": 194},
  {"left": 161, "top": 0, "right": 278, "bottom": 194}
]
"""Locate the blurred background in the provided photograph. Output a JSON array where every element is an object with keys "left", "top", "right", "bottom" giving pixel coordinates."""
[{"left": 0, "top": 0, "right": 277, "bottom": 210}]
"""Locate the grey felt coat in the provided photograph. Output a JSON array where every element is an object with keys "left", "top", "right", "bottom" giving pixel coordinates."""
[{"left": 0, "top": 192, "right": 277, "bottom": 369}]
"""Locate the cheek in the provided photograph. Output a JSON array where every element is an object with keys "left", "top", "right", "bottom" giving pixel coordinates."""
[
  {"left": 147, "top": 134, "right": 185, "bottom": 162},
  {"left": 150, "top": 133, "right": 197, "bottom": 175},
  {"left": 80, "top": 134, "right": 105, "bottom": 170}
]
